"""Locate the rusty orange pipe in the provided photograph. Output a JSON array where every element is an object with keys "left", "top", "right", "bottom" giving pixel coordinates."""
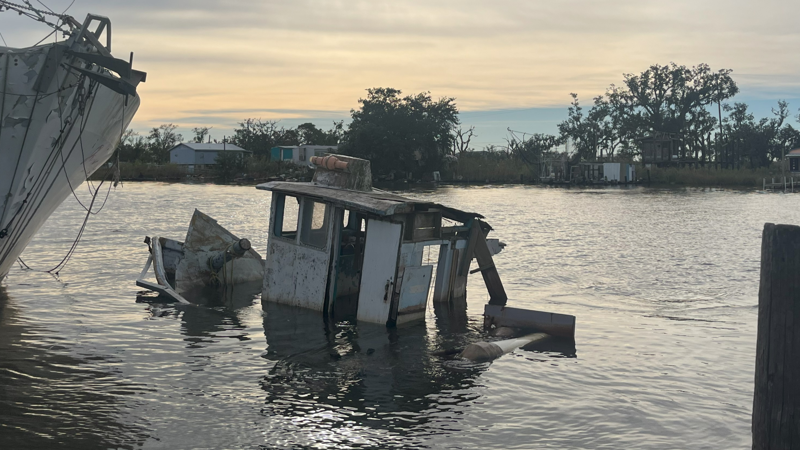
[{"left": 310, "top": 155, "right": 349, "bottom": 171}]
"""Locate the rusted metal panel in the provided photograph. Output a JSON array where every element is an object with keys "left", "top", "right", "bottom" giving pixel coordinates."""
[{"left": 357, "top": 219, "right": 402, "bottom": 324}]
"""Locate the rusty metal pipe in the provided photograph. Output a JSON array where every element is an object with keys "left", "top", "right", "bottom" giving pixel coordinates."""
[
  {"left": 207, "top": 238, "right": 251, "bottom": 272},
  {"left": 310, "top": 155, "right": 349, "bottom": 171}
]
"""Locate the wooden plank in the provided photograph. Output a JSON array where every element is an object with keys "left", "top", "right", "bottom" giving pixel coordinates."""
[
  {"left": 484, "top": 304, "right": 575, "bottom": 339},
  {"left": 753, "top": 223, "right": 800, "bottom": 449},
  {"left": 457, "top": 221, "right": 479, "bottom": 277},
  {"left": 472, "top": 220, "right": 508, "bottom": 306}
]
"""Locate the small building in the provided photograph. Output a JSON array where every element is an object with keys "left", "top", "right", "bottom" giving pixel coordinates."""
[
  {"left": 602, "top": 163, "right": 636, "bottom": 183},
  {"left": 574, "top": 162, "right": 604, "bottom": 181},
  {"left": 270, "top": 145, "right": 338, "bottom": 165},
  {"left": 640, "top": 132, "right": 681, "bottom": 166},
  {"left": 789, "top": 148, "right": 800, "bottom": 175},
  {"left": 169, "top": 143, "right": 250, "bottom": 169}
]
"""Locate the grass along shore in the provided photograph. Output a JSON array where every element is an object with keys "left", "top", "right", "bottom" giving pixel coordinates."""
[
  {"left": 90, "top": 160, "right": 311, "bottom": 183},
  {"left": 92, "top": 158, "right": 793, "bottom": 189}
]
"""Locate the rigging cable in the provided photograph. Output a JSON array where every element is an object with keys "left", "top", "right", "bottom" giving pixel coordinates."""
[
  {"left": 0, "top": 66, "right": 98, "bottom": 261},
  {"left": 0, "top": 1, "right": 129, "bottom": 274}
]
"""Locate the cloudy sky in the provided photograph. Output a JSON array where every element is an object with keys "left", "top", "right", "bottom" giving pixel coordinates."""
[{"left": 3, "top": 0, "right": 800, "bottom": 147}]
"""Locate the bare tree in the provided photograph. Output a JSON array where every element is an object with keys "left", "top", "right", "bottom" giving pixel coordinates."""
[
  {"left": 192, "top": 126, "right": 212, "bottom": 143},
  {"left": 452, "top": 126, "right": 476, "bottom": 155}
]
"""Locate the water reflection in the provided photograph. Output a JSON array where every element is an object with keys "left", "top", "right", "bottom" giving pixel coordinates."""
[
  {"left": 0, "top": 287, "right": 148, "bottom": 450},
  {"left": 143, "top": 280, "right": 262, "bottom": 345},
  {"left": 258, "top": 299, "right": 551, "bottom": 442}
]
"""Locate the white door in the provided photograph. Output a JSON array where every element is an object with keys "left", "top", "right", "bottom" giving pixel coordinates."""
[{"left": 357, "top": 219, "right": 402, "bottom": 324}]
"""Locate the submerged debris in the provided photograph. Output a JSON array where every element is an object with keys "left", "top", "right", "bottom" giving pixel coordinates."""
[{"left": 136, "top": 209, "right": 263, "bottom": 303}]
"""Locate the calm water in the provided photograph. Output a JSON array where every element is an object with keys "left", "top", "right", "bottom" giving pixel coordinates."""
[{"left": 1, "top": 182, "right": 799, "bottom": 449}]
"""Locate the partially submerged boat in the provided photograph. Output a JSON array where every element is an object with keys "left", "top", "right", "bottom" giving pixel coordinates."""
[
  {"left": 137, "top": 210, "right": 264, "bottom": 304},
  {"left": 137, "top": 156, "right": 575, "bottom": 339},
  {"left": 257, "top": 154, "right": 576, "bottom": 337},
  {"left": 0, "top": 3, "right": 145, "bottom": 278}
]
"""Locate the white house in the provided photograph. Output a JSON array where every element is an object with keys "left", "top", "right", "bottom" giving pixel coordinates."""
[
  {"left": 271, "top": 145, "right": 338, "bottom": 165},
  {"left": 789, "top": 148, "right": 800, "bottom": 175},
  {"left": 602, "top": 162, "right": 636, "bottom": 183},
  {"left": 169, "top": 143, "right": 251, "bottom": 169}
]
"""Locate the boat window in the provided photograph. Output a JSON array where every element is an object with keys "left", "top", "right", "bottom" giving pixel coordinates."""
[
  {"left": 273, "top": 194, "right": 300, "bottom": 240},
  {"left": 345, "top": 210, "right": 363, "bottom": 231},
  {"left": 300, "top": 200, "right": 329, "bottom": 249}
]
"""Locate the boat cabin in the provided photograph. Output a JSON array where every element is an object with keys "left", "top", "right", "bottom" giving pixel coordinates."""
[{"left": 256, "top": 155, "right": 505, "bottom": 326}]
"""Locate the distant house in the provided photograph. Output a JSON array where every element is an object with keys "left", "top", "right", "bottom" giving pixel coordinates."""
[
  {"left": 271, "top": 145, "right": 338, "bottom": 165},
  {"left": 169, "top": 143, "right": 251, "bottom": 170},
  {"left": 603, "top": 162, "right": 636, "bottom": 182},
  {"left": 789, "top": 148, "right": 800, "bottom": 175},
  {"left": 639, "top": 132, "right": 682, "bottom": 166}
]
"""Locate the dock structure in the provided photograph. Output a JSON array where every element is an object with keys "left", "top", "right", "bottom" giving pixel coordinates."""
[
  {"left": 763, "top": 177, "right": 795, "bottom": 193},
  {"left": 753, "top": 223, "right": 800, "bottom": 448}
]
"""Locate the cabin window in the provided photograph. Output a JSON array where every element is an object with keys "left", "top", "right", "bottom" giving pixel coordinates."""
[
  {"left": 300, "top": 200, "right": 329, "bottom": 249},
  {"left": 273, "top": 194, "right": 300, "bottom": 240},
  {"left": 345, "top": 210, "right": 364, "bottom": 231}
]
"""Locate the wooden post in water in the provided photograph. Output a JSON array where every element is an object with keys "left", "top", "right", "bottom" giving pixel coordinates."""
[{"left": 753, "top": 223, "right": 800, "bottom": 449}]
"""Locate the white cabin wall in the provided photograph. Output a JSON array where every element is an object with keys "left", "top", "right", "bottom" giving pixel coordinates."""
[{"left": 170, "top": 144, "right": 195, "bottom": 165}]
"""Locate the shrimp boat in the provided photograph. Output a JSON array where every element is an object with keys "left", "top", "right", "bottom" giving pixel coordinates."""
[{"left": 0, "top": 2, "right": 145, "bottom": 278}]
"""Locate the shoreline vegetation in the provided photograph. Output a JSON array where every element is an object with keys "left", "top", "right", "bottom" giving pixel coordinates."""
[
  {"left": 91, "top": 157, "right": 788, "bottom": 189},
  {"left": 107, "top": 63, "right": 800, "bottom": 190}
]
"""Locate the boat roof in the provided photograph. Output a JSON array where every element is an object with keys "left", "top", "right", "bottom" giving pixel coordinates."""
[
  {"left": 256, "top": 181, "right": 484, "bottom": 222},
  {"left": 174, "top": 143, "right": 250, "bottom": 152}
]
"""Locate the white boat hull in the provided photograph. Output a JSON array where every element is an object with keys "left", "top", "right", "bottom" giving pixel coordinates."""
[{"left": 0, "top": 30, "right": 141, "bottom": 278}]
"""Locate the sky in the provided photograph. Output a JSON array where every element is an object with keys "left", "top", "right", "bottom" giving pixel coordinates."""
[{"left": 2, "top": 0, "right": 800, "bottom": 148}]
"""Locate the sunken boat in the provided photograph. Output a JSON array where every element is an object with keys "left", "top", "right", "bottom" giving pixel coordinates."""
[
  {"left": 0, "top": 2, "right": 145, "bottom": 278},
  {"left": 136, "top": 154, "right": 575, "bottom": 339},
  {"left": 256, "top": 155, "right": 576, "bottom": 337},
  {"left": 137, "top": 209, "right": 265, "bottom": 304}
]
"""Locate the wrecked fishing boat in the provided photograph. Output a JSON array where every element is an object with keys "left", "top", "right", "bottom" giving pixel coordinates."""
[
  {"left": 137, "top": 154, "right": 575, "bottom": 344},
  {"left": 256, "top": 154, "right": 576, "bottom": 337},
  {"left": 136, "top": 210, "right": 264, "bottom": 304},
  {"left": 0, "top": 2, "right": 145, "bottom": 278}
]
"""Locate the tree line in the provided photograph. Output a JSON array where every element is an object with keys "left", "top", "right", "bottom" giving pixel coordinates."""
[
  {"left": 117, "top": 121, "right": 342, "bottom": 164},
  {"left": 553, "top": 63, "right": 800, "bottom": 169},
  {"left": 117, "top": 62, "right": 800, "bottom": 180}
]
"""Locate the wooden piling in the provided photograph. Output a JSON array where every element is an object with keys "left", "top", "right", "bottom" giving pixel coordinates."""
[{"left": 753, "top": 223, "right": 800, "bottom": 449}]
